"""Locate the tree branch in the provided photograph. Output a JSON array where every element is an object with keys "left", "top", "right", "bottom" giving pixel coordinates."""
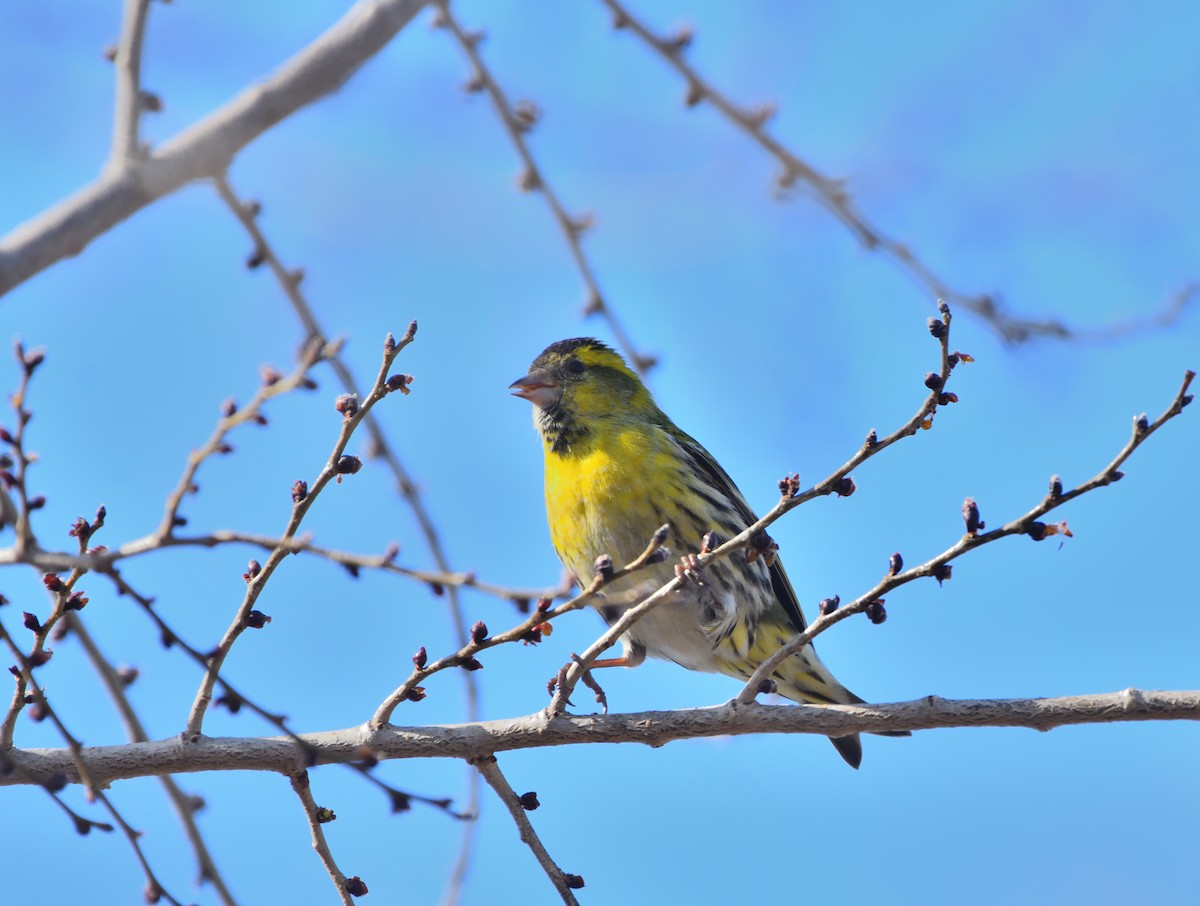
[
  {"left": 4, "top": 689, "right": 1198, "bottom": 786},
  {"left": 108, "top": 0, "right": 154, "bottom": 166},
  {"left": 290, "top": 770, "right": 358, "bottom": 906},
  {"left": 211, "top": 171, "right": 485, "bottom": 896},
  {"left": 68, "top": 613, "right": 239, "bottom": 906},
  {"left": 597, "top": 0, "right": 1197, "bottom": 342},
  {"left": 435, "top": 1, "right": 654, "bottom": 373},
  {"left": 372, "top": 526, "right": 669, "bottom": 728},
  {"left": 0, "top": 0, "right": 431, "bottom": 297},
  {"left": 0, "top": 621, "right": 190, "bottom": 906},
  {"left": 738, "top": 369, "right": 1195, "bottom": 700},
  {"left": 184, "top": 326, "right": 417, "bottom": 737},
  {"left": 473, "top": 755, "right": 582, "bottom": 904},
  {"left": 0, "top": 529, "right": 568, "bottom": 612}
]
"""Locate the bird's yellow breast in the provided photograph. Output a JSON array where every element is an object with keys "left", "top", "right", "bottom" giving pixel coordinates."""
[{"left": 543, "top": 423, "right": 685, "bottom": 579}]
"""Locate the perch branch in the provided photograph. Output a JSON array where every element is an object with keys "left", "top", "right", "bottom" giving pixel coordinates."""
[{"left": 4, "top": 689, "right": 1198, "bottom": 786}]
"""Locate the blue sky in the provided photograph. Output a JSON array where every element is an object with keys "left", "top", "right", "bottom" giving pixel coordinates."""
[{"left": 2, "top": 1, "right": 1198, "bottom": 904}]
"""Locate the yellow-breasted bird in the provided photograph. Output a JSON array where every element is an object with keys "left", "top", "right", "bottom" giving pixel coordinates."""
[{"left": 511, "top": 337, "right": 906, "bottom": 768}]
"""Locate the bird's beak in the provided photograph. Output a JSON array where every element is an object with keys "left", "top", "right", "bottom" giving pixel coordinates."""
[{"left": 509, "top": 370, "right": 560, "bottom": 408}]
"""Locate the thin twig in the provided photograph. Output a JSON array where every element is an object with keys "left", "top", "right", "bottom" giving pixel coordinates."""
[
  {"left": 371, "top": 525, "right": 669, "bottom": 727},
  {"left": 107, "top": 571, "right": 324, "bottom": 747},
  {"left": 439, "top": 819, "right": 477, "bottom": 906},
  {"left": 434, "top": 1, "right": 655, "bottom": 373},
  {"left": 40, "top": 783, "right": 114, "bottom": 834},
  {"left": 108, "top": 0, "right": 154, "bottom": 166},
  {"left": 212, "top": 170, "right": 484, "bottom": 882},
  {"left": 100, "top": 569, "right": 467, "bottom": 826},
  {"left": 2, "top": 531, "right": 568, "bottom": 613},
  {"left": 289, "top": 770, "right": 357, "bottom": 906},
  {"left": 472, "top": 755, "right": 582, "bottom": 904},
  {"left": 1, "top": 618, "right": 100, "bottom": 786},
  {"left": 597, "top": 0, "right": 1197, "bottom": 343},
  {"left": 1, "top": 559, "right": 93, "bottom": 748},
  {"left": 183, "top": 326, "right": 417, "bottom": 739},
  {"left": 154, "top": 337, "right": 330, "bottom": 541},
  {"left": 736, "top": 367, "right": 1195, "bottom": 699},
  {"left": 68, "top": 612, "right": 239, "bottom": 905},
  {"left": 0, "top": 621, "right": 190, "bottom": 906},
  {"left": 211, "top": 172, "right": 482, "bottom": 717},
  {"left": 6, "top": 343, "right": 44, "bottom": 554},
  {"left": 185, "top": 326, "right": 417, "bottom": 737}
]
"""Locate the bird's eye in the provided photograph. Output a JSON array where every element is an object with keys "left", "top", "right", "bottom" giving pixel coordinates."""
[{"left": 566, "top": 359, "right": 586, "bottom": 374}]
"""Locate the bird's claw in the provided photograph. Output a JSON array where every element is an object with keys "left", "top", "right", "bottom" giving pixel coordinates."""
[{"left": 675, "top": 553, "right": 705, "bottom": 587}]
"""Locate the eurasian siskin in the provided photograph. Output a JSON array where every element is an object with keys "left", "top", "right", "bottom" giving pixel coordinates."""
[{"left": 511, "top": 338, "right": 905, "bottom": 767}]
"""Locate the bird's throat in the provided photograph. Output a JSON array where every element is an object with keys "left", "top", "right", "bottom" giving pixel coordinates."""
[{"left": 538, "top": 403, "right": 591, "bottom": 457}]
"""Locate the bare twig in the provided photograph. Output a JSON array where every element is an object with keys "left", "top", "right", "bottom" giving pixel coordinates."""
[
  {"left": 0, "top": 621, "right": 190, "bottom": 906},
  {"left": 155, "top": 337, "right": 329, "bottom": 541},
  {"left": 212, "top": 170, "right": 484, "bottom": 886},
  {"left": 39, "top": 783, "right": 114, "bottom": 834},
  {"left": 290, "top": 771, "right": 358, "bottom": 905},
  {"left": 371, "top": 525, "right": 669, "bottom": 727},
  {"left": 212, "top": 172, "right": 482, "bottom": 705},
  {"left": 185, "top": 326, "right": 417, "bottom": 737},
  {"left": 1, "top": 529, "right": 569, "bottom": 612},
  {"left": 1, "top": 560, "right": 94, "bottom": 748},
  {"left": 106, "top": 571, "right": 326, "bottom": 749},
  {"left": 101, "top": 570, "right": 466, "bottom": 822},
  {"left": 434, "top": 1, "right": 655, "bottom": 373},
  {"left": 597, "top": 0, "right": 1196, "bottom": 343},
  {"left": 545, "top": 569, "right": 684, "bottom": 717},
  {"left": 1, "top": 618, "right": 99, "bottom": 788},
  {"left": 108, "top": 0, "right": 154, "bottom": 166},
  {"left": 5, "top": 343, "right": 46, "bottom": 554},
  {"left": 68, "top": 612, "right": 239, "bottom": 905},
  {"left": 472, "top": 755, "right": 582, "bottom": 904},
  {"left": 439, "top": 820, "right": 477, "bottom": 906},
  {"left": 736, "top": 367, "right": 1195, "bottom": 700}
]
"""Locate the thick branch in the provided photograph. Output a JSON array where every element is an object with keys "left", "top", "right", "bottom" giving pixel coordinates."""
[
  {"left": 0, "top": 0, "right": 431, "bottom": 297},
  {"left": 5, "top": 689, "right": 1197, "bottom": 786}
]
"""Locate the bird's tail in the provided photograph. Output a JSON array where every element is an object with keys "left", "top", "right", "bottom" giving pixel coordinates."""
[{"left": 761, "top": 644, "right": 910, "bottom": 770}]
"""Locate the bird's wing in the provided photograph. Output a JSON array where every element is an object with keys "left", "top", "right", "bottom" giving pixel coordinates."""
[{"left": 674, "top": 431, "right": 809, "bottom": 634}]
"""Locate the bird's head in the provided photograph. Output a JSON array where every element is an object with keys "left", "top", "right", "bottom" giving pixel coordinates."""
[{"left": 510, "top": 338, "right": 656, "bottom": 448}]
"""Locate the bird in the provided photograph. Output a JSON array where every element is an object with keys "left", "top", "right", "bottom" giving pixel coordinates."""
[{"left": 510, "top": 337, "right": 906, "bottom": 768}]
